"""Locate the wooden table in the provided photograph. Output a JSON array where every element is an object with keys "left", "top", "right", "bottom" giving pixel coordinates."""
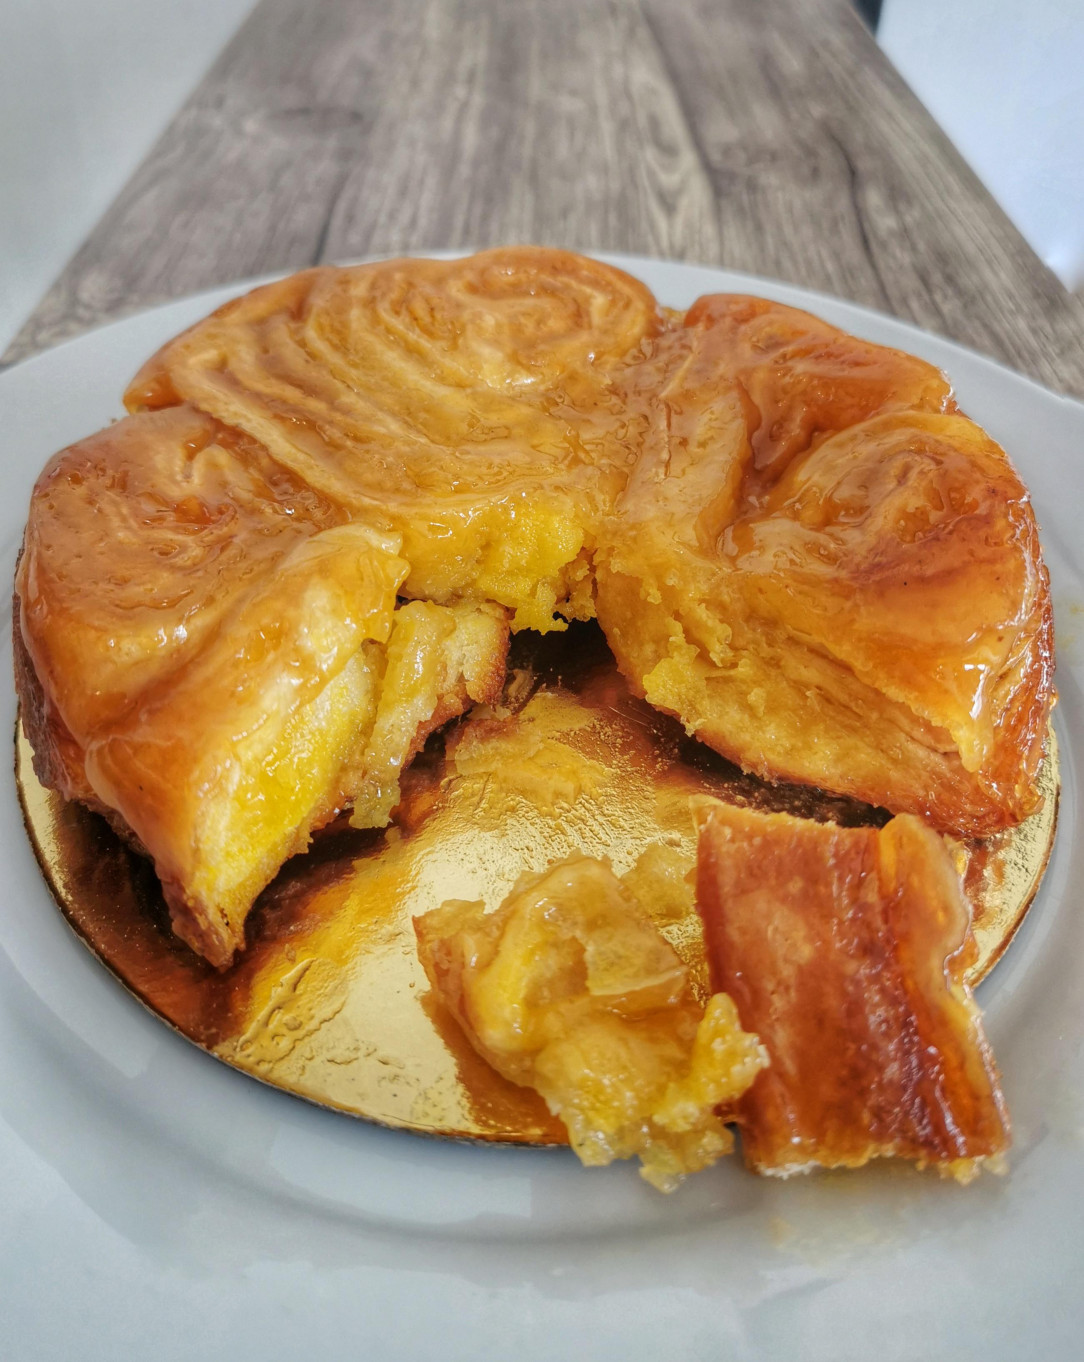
[{"left": 6, "top": 0, "right": 1084, "bottom": 396}]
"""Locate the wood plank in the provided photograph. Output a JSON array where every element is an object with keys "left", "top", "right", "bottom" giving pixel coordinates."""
[
  {"left": 5, "top": 0, "right": 1083, "bottom": 399},
  {"left": 320, "top": 0, "right": 720, "bottom": 265},
  {"left": 3, "top": 0, "right": 718, "bottom": 362},
  {"left": 638, "top": 0, "right": 1084, "bottom": 396}
]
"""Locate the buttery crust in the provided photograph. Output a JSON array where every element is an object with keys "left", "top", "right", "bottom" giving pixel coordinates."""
[
  {"left": 14, "top": 409, "right": 509, "bottom": 966},
  {"left": 695, "top": 801, "right": 1011, "bottom": 1179},
  {"left": 15, "top": 249, "right": 1055, "bottom": 964}
]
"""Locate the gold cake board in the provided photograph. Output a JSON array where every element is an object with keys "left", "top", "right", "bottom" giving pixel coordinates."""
[{"left": 15, "top": 623, "right": 1059, "bottom": 1146}]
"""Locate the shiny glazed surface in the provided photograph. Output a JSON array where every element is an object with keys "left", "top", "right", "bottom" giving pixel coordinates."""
[
  {"left": 697, "top": 802, "right": 1011, "bottom": 1178},
  {"left": 125, "top": 250, "right": 663, "bottom": 632},
  {"left": 3, "top": 253, "right": 1079, "bottom": 1359},
  {"left": 122, "top": 253, "right": 1056, "bottom": 828},
  {"left": 15, "top": 407, "right": 509, "bottom": 965},
  {"left": 13, "top": 248, "right": 1056, "bottom": 971},
  {"left": 596, "top": 295, "right": 1054, "bottom": 835}
]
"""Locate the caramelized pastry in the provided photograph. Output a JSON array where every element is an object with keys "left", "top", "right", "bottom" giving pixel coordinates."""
[
  {"left": 16, "top": 407, "right": 507, "bottom": 965},
  {"left": 414, "top": 856, "right": 767, "bottom": 1190},
  {"left": 15, "top": 252, "right": 1055, "bottom": 968},
  {"left": 695, "top": 801, "right": 1011, "bottom": 1180},
  {"left": 125, "top": 249, "right": 662, "bottom": 632},
  {"left": 595, "top": 294, "right": 1053, "bottom": 835}
]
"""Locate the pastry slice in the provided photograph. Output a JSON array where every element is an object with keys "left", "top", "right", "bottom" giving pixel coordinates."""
[
  {"left": 414, "top": 855, "right": 767, "bottom": 1190},
  {"left": 695, "top": 801, "right": 1011, "bottom": 1180},
  {"left": 596, "top": 295, "right": 1054, "bottom": 835},
  {"left": 16, "top": 407, "right": 508, "bottom": 966}
]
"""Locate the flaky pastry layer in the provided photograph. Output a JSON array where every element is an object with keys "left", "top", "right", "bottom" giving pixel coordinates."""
[
  {"left": 595, "top": 295, "right": 1053, "bottom": 834},
  {"left": 414, "top": 855, "right": 767, "bottom": 1190},
  {"left": 696, "top": 801, "right": 1011, "bottom": 1179},
  {"left": 16, "top": 405, "right": 507, "bottom": 965}
]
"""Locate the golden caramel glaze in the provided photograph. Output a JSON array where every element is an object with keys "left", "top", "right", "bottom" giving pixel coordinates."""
[
  {"left": 695, "top": 802, "right": 1011, "bottom": 1180},
  {"left": 595, "top": 295, "right": 1054, "bottom": 835},
  {"left": 684, "top": 293, "right": 957, "bottom": 501},
  {"left": 414, "top": 855, "right": 767, "bottom": 1190},
  {"left": 16, "top": 406, "right": 509, "bottom": 965},
  {"left": 17, "top": 408, "right": 355, "bottom": 737},
  {"left": 126, "top": 249, "right": 663, "bottom": 633}
]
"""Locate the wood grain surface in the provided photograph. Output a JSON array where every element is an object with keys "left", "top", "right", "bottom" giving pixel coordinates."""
[{"left": 6, "top": 0, "right": 1084, "bottom": 396}]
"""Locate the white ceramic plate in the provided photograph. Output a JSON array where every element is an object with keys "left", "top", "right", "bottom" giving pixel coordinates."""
[{"left": 2, "top": 257, "right": 1082, "bottom": 1362}]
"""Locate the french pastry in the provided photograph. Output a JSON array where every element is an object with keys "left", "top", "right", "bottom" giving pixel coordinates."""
[
  {"left": 695, "top": 800, "right": 1011, "bottom": 1180},
  {"left": 413, "top": 855, "right": 767, "bottom": 1190},
  {"left": 14, "top": 249, "right": 1055, "bottom": 968},
  {"left": 121, "top": 259, "right": 1056, "bottom": 832}
]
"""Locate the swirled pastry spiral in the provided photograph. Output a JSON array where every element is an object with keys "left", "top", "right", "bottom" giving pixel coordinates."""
[
  {"left": 126, "top": 249, "right": 662, "bottom": 633},
  {"left": 15, "top": 250, "right": 1054, "bottom": 966}
]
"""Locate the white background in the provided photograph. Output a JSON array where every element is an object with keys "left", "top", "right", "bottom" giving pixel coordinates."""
[{"left": 880, "top": 0, "right": 1083, "bottom": 289}]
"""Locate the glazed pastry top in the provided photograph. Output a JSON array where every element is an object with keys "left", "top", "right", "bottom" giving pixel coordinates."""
[{"left": 14, "top": 249, "right": 1056, "bottom": 967}]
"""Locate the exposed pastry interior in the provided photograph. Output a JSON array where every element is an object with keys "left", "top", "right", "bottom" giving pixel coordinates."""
[
  {"left": 695, "top": 801, "right": 1011, "bottom": 1181},
  {"left": 14, "top": 248, "right": 1055, "bottom": 968},
  {"left": 414, "top": 855, "right": 767, "bottom": 1190},
  {"left": 15, "top": 406, "right": 508, "bottom": 965},
  {"left": 595, "top": 295, "right": 1053, "bottom": 835}
]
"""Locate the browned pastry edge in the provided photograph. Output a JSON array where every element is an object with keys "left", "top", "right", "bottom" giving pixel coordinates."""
[
  {"left": 695, "top": 803, "right": 1011, "bottom": 1177},
  {"left": 14, "top": 586, "right": 93, "bottom": 801},
  {"left": 14, "top": 582, "right": 511, "bottom": 966}
]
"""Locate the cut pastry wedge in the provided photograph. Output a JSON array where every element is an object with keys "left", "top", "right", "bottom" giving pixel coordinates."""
[
  {"left": 596, "top": 294, "right": 1054, "bottom": 835},
  {"left": 16, "top": 407, "right": 508, "bottom": 965},
  {"left": 695, "top": 800, "right": 1011, "bottom": 1180}
]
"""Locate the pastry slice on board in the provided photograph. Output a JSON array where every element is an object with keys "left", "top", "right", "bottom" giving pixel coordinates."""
[
  {"left": 415, "top": 855, "right": 767, "bottom": 1190},
  {"left": 695, "top": 801, "right": 1011, "bottom": 1180}
]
